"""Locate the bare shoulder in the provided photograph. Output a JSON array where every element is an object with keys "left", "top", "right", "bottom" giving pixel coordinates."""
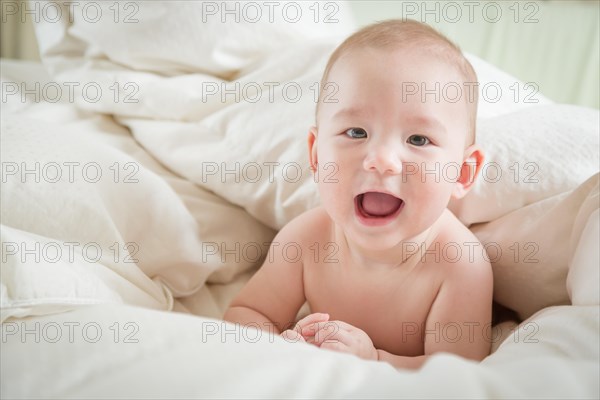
[
  {"left": 277, "top": 206, "right": 333, "bottom": 247},
  {"left": 424, "top": 210, "right": 494, "bottom": 360},
  {"left": 434, "top": 209, "right": 493, "bottom": 282}
]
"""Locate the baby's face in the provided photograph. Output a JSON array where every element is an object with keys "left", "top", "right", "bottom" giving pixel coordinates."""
[{"left": 310, "top": 46, "right": 473, "bottom": 250}]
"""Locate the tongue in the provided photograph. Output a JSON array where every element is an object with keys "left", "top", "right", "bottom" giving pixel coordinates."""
[{"left": 361, "top": 192, "right": 402, "bottom": 217}]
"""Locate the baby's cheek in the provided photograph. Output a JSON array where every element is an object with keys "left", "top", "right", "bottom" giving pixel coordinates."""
[
  {"left": 318, "top": 179, "right": 348, "bottom": 212},
  {"left": 413, "top": 170, "right": 456, "bottom": 207},
  {"left": 414, "top": 158, "right": 462, "bottom": 187}
]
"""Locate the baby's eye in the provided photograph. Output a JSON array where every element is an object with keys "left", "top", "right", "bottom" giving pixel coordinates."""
[
  {"left": 345, "top": 127, "right": 368, "bottom": 139},
  {"left": 407, "top": 135, "right": 430, "bottom": 146}
]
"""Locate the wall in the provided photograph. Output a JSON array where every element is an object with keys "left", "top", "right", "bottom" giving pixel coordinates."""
[
  {"left": 1, "top": 0, "right": 598, "bottom": 108},
  {"left": 348, "top": 0, "right": 599, "bottom": 108}
]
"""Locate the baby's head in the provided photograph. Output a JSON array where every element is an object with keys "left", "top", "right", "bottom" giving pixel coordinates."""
[
  {"left": 316, "top": 19, "right": 478, "bottom": 145},
  {"left": 308, "top": 20, "right": 484, "bottom": 249}
]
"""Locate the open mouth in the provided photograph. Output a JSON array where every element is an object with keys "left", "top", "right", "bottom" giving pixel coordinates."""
[{"left": 355, "top": 192, "right": 404, "bottom": 225}]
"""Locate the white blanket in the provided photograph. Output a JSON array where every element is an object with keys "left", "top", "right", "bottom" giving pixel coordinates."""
[{"left": 1, "top": 1, "right": 599, "bottom": 398}]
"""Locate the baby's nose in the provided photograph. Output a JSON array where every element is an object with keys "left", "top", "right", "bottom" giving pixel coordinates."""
[{"left": 363, "top": 146, "right": 403, "bottom": 175}]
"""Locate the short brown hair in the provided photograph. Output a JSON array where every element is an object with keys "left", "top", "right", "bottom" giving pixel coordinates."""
[{"left": 316, "top": 19, "right": 478, "bottom": 145}]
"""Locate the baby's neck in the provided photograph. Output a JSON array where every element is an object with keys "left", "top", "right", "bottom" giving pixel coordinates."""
[{"left": 338, "top": 216, "right": 444, "bottom": 271}]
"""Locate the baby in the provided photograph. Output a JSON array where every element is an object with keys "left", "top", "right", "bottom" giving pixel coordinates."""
[{"left": 224, "top": 19, "right": 493, "bottom": 369}]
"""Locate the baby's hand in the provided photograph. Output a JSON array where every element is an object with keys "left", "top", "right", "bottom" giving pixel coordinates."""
[
  {"left": 281, "top": 312, "right": 330, "bottom": 344},
  {"left": 302, "top": 320, "right": 378, "bottom": 361},
  {"left": 280, "top": 328, "right": 305, "bottom": 343}
]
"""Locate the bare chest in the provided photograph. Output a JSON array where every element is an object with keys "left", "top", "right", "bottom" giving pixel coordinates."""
[{"left": 304, "top": 260, "right": 441, "bottom": 356}]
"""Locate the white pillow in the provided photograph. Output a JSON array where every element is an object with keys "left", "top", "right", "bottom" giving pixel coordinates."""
[
  {"left": 449, "top": 104, "right": 600, "bottom": 226},
  {"left": 471, "top": 174, "right": 599, "bottom": 319},
  {"left": 465, "top": 53, "right": 551, "bottom": 119}
]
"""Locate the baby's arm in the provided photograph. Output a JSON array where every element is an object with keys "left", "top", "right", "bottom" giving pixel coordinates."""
[
  {"left": 223, "top": 218, "right": 308, "bottom": 334},
  {"left": 378, "top": 253, "right": 494, "bottom": 369}
]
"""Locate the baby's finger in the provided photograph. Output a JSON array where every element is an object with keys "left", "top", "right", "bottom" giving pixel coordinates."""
[
  {"left": 305, "top": 336, "right": 319, "bottom": 346},
  {"left": 301, "top": 320, "right": 336, "bottom": 336},
  {"left": 281, "top": 329, "right": 306, "bottom": 343},
  {"left": 295, "top": 312, "right": 330, "bottom": 331},
  {"left": 303, "top": 320, "right": 352, "bottom": 337},
  {"left": 320, "top": 340, "right": 349, "bottom": 354},
  {"left": 312, "top": 325, "right": 351, "bottom": 347}
]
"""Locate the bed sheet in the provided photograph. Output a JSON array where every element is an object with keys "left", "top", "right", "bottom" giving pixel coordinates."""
[
  {"left": 0, "top": 59, "right": 265, "bottom": 316},
  {"left": 2, "top": 7, "right": 600, "bottom": 397},
  {"left": 2, "top": 302, "right": 598, "bottom": 399}
]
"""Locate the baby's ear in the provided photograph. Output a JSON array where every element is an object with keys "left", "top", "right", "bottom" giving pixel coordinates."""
[
  {"left": 452, "top": 145, "right": 484, "bottom": 199},
  {"left": 308, "top": 127, "right": 318, "bottom": 172}
]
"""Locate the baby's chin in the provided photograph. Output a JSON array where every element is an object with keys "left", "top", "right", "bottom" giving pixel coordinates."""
[{"left": 344, "top": 222, "right": 415, "bottom": 250}]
